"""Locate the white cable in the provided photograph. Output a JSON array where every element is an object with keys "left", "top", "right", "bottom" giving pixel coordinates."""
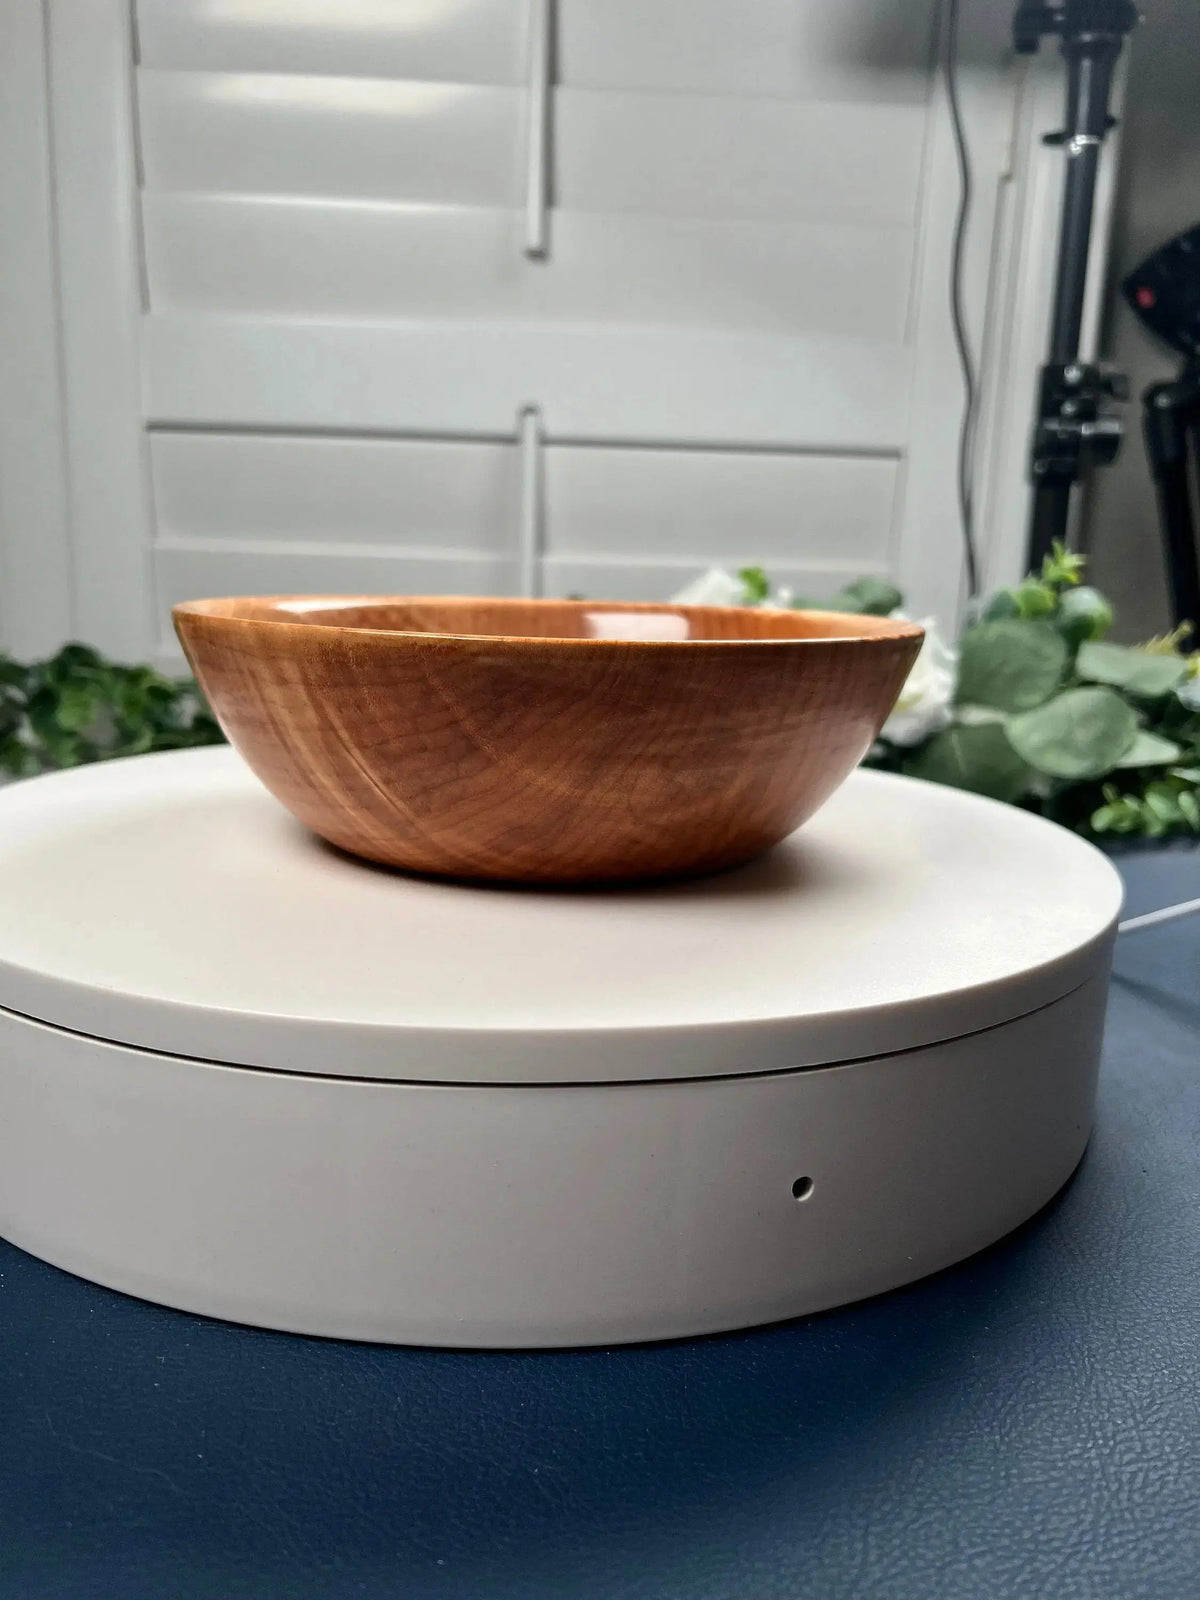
[{"left": 1117, "top": 895, "right": 1200, "bottom": 935}]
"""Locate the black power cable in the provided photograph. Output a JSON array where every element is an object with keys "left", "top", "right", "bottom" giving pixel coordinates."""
[{"left": 943, "top": 0, "right": 982, "bottom": 601}]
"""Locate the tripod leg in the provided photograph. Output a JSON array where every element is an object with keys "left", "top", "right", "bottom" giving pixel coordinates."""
[
  {"left": 1177, "top": 410, "right": 1200, "bottom": 632},
  {"left": 1029, "top": 482, "right": 1072, "bottom": 571},
  {"left": 1048, "top": 141, "right": 1102, "bottom": 364},
  {"left": 1144, "top": 382, "right": 1200, "bottom": 631},
  {"left": 1023, "top": 25, "right": 1131, "bottom": 576}
]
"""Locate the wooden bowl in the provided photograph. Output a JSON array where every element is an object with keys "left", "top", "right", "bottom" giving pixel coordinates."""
[{"left": 173, "top": 596, "right": 923, "bottom": 884}]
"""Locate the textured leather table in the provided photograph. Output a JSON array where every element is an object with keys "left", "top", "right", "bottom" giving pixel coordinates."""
[{"left": 1, "top": 848, "right": 1198, "bottom": 1600}]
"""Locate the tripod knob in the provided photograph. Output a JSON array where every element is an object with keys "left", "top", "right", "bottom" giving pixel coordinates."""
[
  {"left": 1015, "top": 0, "right": 1141, "bottom": 52},
  {"left": 1014, "top": 0, "right": 1056, "bottom": 52},
  {"left": 1060, "top": 0, "right": 1140, "bottom": 31}
]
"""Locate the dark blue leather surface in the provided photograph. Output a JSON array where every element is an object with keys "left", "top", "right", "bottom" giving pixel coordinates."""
[{"left": 2, "top": 851, "right": 1199, "bottom": 1600}]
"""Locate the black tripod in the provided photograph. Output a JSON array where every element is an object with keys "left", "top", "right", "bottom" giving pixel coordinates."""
[
  {"left": 1015, "top": 0, "right": 1140, "bottom": 572},
  {"left": 1142, "top": 367, "right": 1200, "bottom": 627},
  {"left": 1124, "top": 223, "right": 1200, "bottom": 629}
]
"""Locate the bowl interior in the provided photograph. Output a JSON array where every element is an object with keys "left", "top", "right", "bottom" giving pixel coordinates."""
[{"left": 174, "top": 595, "right": 922, "bottom": 646}]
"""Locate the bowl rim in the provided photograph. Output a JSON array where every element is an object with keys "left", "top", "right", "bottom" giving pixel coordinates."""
[{"left": 172, "top": 595, "right": 926, "bottom": 650}]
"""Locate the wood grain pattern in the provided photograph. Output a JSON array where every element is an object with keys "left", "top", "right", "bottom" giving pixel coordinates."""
[{"left": 174, "top": 596, "right": 922, "bottom": 884}]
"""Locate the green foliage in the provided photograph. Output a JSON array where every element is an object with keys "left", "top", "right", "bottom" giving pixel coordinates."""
[
  {"left": 1091, "top": 777, "right": 1200, "bottom": 839},
  {"left": 1056, "top": 585, "right": 1114, "bottom": 647},
  {"left": 1114, "top": 729, "right": 1183, "bottom": 768},
  {"left": 748, "top": 537, "right": 1200, "bottom": 843},
  {"left": 1141, "top": 623, "right": 1195, "bottom": 655},
  {"left": 779, "top": 575, "right": 904, "bottom": 617},
  {"left": 738, "top": 566, "right": 771, "bottom": 604},
  {"left": 1040, "top": 543, "right": 1087, "bottom": 589},
  {"left": 824, "top": 576, "right": 905, "bottom": 617},
  {"left": 981, "top": 589, "right": 1020, "bottom": 622},
  {"left": 0, "top": 644, "right": 225, "bottom": 779},
  {"left": 982, "top": 541, "right": 1087, "bottom": 627},
  {"left": 1076, "top": 640, "right": 1189, "bottom": 697},
  {"left": 903, "top": 722, "right": 1032, "bottom": 802},
  {"left": 955, "top": 620, "right": 1067, "bottom": 712},
  {"left": 1011, "top": 581, "right": 1056, "bottom": 619},
  {"left": 1006, "top": 687, "right": 1137, "bottom": 780}
]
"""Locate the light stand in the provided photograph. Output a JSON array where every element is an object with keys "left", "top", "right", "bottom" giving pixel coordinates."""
[
  {"left": 1142, "top": 365, "right": 1200, "bottom": 628},
  {"left": 1123, "top": 223, "right": 1200, "bottom": 629},
  {"left": 1014, "top": 0, "right": 1140, "bottom": 572}
]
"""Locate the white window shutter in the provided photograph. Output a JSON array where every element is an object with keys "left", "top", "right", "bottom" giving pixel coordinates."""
[{"left": 0, "top": 0, "right": 1119, "bottom": 663}]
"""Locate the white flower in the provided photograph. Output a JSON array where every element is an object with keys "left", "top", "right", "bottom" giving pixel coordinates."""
[
  {"left": 667, "top": 574, "right": 955, "bottom": 748},
  {"left": 670, "top": 567, "right": 747, "bottom": 607},
  {"left": 671, "top": 567, "right": 790, "bottom": 608},
  {"left": 881, "top": 614, "right": 957, "bottom": 747}
]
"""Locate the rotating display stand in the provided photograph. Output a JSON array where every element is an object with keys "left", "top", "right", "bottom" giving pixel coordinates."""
[{"left": 0, "top": 748, "right": 1122, "bottom": 1347}]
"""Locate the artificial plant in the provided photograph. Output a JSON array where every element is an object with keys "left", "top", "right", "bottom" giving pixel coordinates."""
[
  {"left": 737, "top": 547, "right": 1200, "bottom": 842},
  {"left": 0, "top": 644, "right": 223, "bottom": 778}
]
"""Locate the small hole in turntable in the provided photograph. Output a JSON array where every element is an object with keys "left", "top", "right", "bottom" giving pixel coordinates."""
[{"left": 791, "top": 1175, "right": 814, "bottom": 1202}]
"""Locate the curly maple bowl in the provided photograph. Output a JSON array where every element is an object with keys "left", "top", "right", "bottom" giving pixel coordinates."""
[{"left": 173, "top": 596, "right": 923, "bottom": 885}]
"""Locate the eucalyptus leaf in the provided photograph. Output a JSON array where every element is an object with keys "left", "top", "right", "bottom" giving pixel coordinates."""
[
  {"left": 1056, "top": 585, "right": 1114, "bottom": 646},
  {"left": 1114, "top": 729, "right": 1184, "bottom": 768},
  {"left": 1144, "top": 783, "right": 1183, "bottom": 824},
  {"left": 983, "top": 590, "right": 1021, "bottom": 622},
  {"left": 903, "top": 722, "right": 1032, "bottom": 802},
  {"left": 1076, "top": 640, "right": 1188, "bottom": 697},
  {"left": 1006, "top": 687, "right": 1137, "bottom": 779},
  {"left": 953, "top": 704, "right": 1008, "bottom": 726},
  {"left": 955, "top": 620, "right": 1068, "bottom": 712},
  {"left": 831, "top": 577, "right": 903, "bottom": 617},
  {"left": 1090, "top": 801, "right": 1134, "bottom": 835}
]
